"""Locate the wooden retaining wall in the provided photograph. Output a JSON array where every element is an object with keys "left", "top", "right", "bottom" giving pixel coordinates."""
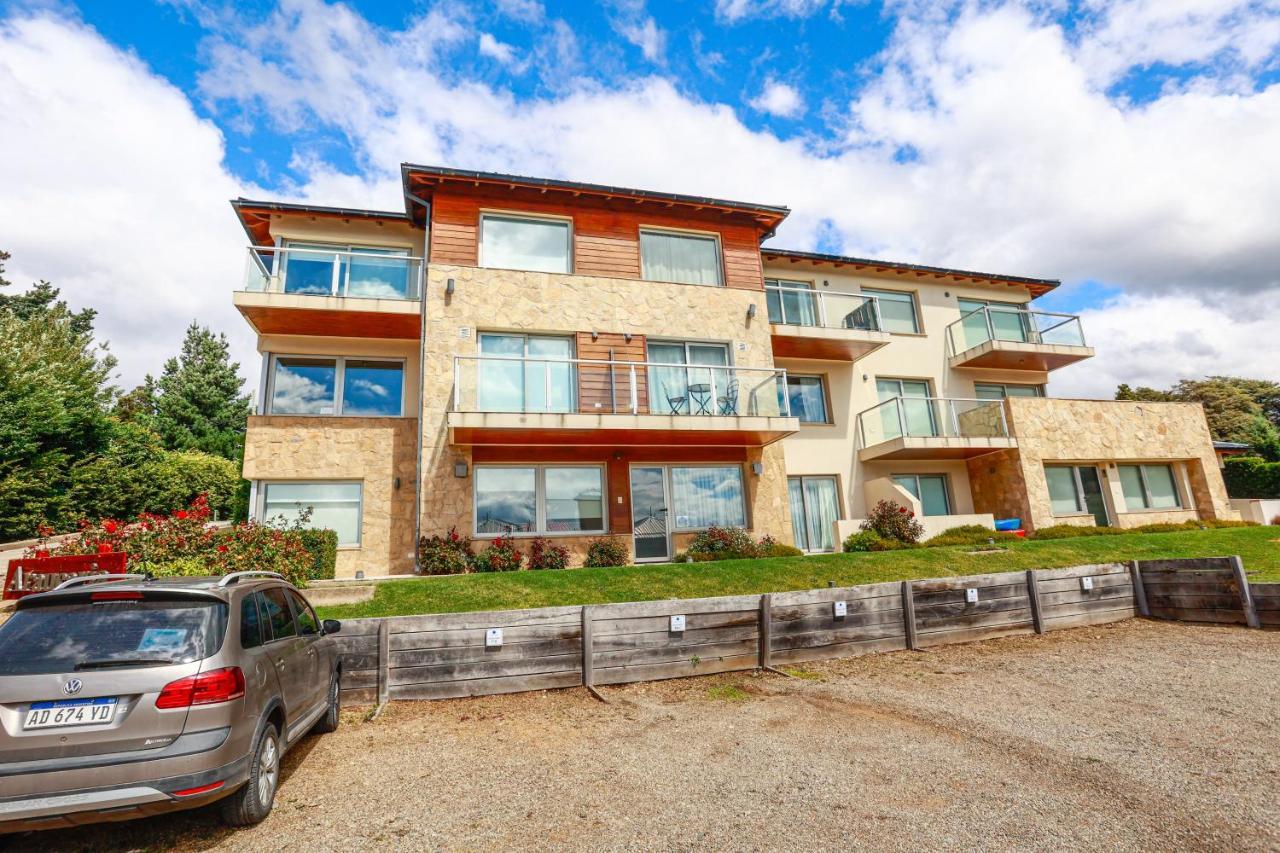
[
  {"left": 1132, "top": 557, "right": 1259, "bottom": 628},
  {"left": 1252, "top": 584, "right": 1280, "bottom": 629},
  {"left": 333, "top": 561, "right": 1158, "bottom": 707}
]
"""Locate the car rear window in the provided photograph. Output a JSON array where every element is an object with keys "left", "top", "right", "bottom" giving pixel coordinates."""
[{"left": 0, "top": 598, "right": 228, "bottom": 675}]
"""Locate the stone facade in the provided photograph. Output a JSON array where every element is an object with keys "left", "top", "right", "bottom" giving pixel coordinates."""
[
  {"left": 967, "top": 399, "right": 1238, "bottom": 532},
  {"left": 418, "top": 264, "right": 795, "bottom": 565},
  {"left": 243, "top": 416, "right": 418, "bottom": 578}
]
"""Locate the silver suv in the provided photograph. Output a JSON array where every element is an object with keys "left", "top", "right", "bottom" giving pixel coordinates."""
[{"left": 0, "top": 571, "right": 343, "bottom": 834}]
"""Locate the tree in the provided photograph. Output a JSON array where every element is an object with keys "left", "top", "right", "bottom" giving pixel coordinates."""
[
  {"left": 152, "top": 323, "right": 252, "bottom": 461},
  {"left": 1115, "top": 376, "right": 1280, "bottom": 445},
  {"left": 0, "top": 249, "right": 97, "bottom": 337}
]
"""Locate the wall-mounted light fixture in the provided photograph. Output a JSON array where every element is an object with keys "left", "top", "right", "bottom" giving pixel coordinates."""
[
  {"left": 862, "top": 373, "right": 869, "bottom": 382},
  {"left": 823, "top": 279, "right": 830, "bottom": 288},
  {"left": 454, "top": 461, "right": 469, "bottom": 478},
  {"left": 751, "top": 461, "right": 765, "bottom": 476},
  {"left": 591, "top": 331, "right": 599, "bottom": 341},
  {"left": 445, "top": 278, "right": 456, "bottom": 296},
  {"left": 394, "top": 477, "right": 401, "bottom": 490},
  {"left": 624, "top": 333, "right": 633, "bottom": 343},
  {"left": 746, "top": 303, "right": 757, "bottom": 320}
]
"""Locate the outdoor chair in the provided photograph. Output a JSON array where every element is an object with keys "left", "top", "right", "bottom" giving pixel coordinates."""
[
  {"left": 662, "top": 382, "right": 688, "bottom": 415},
  {"left": 716, "top": 378, "right": 739, "bottom": 415}
]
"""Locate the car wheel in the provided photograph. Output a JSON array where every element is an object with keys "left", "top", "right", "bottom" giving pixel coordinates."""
[
  {"left": 221, "top": 722, "right": 280, "bottom": 827},
  {"left": 313, "top": 673, "right": 341, "bottom": 734}
]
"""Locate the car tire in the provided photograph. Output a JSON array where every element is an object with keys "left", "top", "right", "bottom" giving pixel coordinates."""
[
  {"left": 313, "top": 673, "right": 341, "bottom": 734},
  {"left": 221, "top": 722, "right": 280, "bottom": 827}
]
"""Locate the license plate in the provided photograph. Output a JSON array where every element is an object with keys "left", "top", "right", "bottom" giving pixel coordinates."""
[{"left": 23, "top": 697, "right": 117, "bottom": 730}]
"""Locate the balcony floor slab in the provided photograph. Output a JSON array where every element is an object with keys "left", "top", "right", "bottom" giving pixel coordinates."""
[
  {"left": 448, "top": 411, "right": 799, "bottom": 447},
  {"left": 858, "top": 436, "right": 1018, "bottom": 461},
  {"left": 769, "top": 324, "right": 891, "bottom": 361},
  {"left": 948, "top": 340, "right": 1094, "bottom": 371}
]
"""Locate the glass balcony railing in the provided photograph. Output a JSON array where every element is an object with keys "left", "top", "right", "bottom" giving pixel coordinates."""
[
  {"left": 856, "top": 396, "right": 1010, "bottom": 448},
  {"left": 452, "top": 356, "right": 792, "bottom": 418},
  {"left": 765, "top": 285, "right": 882, "bottom": 331},
  {"left": 946, "top": 306, "right": 1086, "bottom": 356},
  {"left": 243, "top": 246, "right": 423, "bottom": 300}
]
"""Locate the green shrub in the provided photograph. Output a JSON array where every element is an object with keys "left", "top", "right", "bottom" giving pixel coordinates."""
[
  {"left": 418, "top": 527, "right": 473, "bottom": 575},
  {"left": 473, "top": 534, "right": 523, "bottom": 572},
  {"left": 869, "top": 537, "right": 916, "bottom": 551},
  {"left": 133, "top": 556, "right": 213, "bottom": 577},
  {"left": 1224, "top": 456, "right": 1280, "bottom": 499},
  {"left": 296, "top": 528, "right": 339, "bottom": 580},
  {"left": 1032, "top": 524, "right": 1123, "bottom": 539},
  {"left": 528, "top": 536, "right": 570, "bottom": 570},
  {"left": 842, "top": 530, "right": 883, "bottom": 552},
  {"left": 688, "top": 526, "right": 758, "bottom": 557},
  {"left": 860, "top": 500, "right": 924, "bottom": 543},
  {"left": 584, "top": 537, "right": 629, "bottom": 567},
  {"left": 925, "top": 525, "right": 1021, "bottom": 548},
  {"left": 760, "top": 542, "right": 804, "bottom": 558}
]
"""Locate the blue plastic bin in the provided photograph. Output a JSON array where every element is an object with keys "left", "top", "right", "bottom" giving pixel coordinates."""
[{"left": 993, "top": 518, "right": 1021, "bottom": 532}]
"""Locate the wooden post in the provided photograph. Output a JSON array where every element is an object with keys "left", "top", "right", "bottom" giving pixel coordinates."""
[
  {"left": 1231, "top": 556, "right": 1261, "bottom": 629},
  {"left": 901, "top": 581, "right": 918, "bottom": 650},
  {"left": 1026, "top": 569, "right": 1045, "bottom": 635},
  {"left": 376, "top": 620, "right": 390, "bottom": 706},
  {"left": 759, "top": 594, "right": 772, "bottom": 669},
  {"left": 1129, "top": 560, "right": 1150, "bottom": 618},
  {"left": 582, "top": 605, "right": 607, "bottom": 702}
]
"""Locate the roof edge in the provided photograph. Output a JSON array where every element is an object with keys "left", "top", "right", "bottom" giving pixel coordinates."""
[{"left": 760, "top": 247, "right": 1060, "bottom": 290}]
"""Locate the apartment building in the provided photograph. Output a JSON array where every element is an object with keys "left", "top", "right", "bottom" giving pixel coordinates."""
[{"left": 233, "top": 165, "right": 1238, "bottom": 578}]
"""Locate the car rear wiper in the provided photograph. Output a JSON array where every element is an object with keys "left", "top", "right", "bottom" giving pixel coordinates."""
[{"left": 74, "top": 657, "right": 175, "bottom": 670}]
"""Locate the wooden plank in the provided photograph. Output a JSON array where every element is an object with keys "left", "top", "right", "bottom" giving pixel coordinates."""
[
  {"left": 1033, "top": 563, "right": 1127, "bottom": 582},
  {"left": 1130, "top": 560, "right": 1149, "bottom": 618},
  {"left": 1139, "top": 579, "right": 1239, "bottom": 595},
  {"left": 758, "top": 594, "right": 771, "bottom": 669},
  {"left": 391, "top": 622, "right": 581, "bottom": 651},
  {"left": 1144, "top": 592, "right": 1247, "bottom": 610},
  {"left": 340, "top": 687, "right": 377, "bottom": 707},
  {"left": 591, "top": 637, "right": 759, "bottom": 668},
  {"left": 389, "top": 654, "right": 582, "bottom": 687},
  {"left": 392, "top": 671, "right": 584, "bottom": 702},
  {"left": 914, "top": 621, "right": 1034, "bottom": 648},
  {"left": 581, "top": 605, "right": 594, "bottom": 688},
  {"left": 1027, "top": 570, "right": 1045, "bottom": 635},
  {"left": 771, "top": 581, "right": 903, "bottom": 607},
  {"left": 1136, "top": 557, "right": 1235, "bottom": 573},
  {"left": 912, "top": 580, "right": 1028, "bottom": 606},
  {"left": 593, "top": 623, "right": 758, "bottom": 652},
  {"left": 1146, "top": 606, "right": 1248, "bottom": 625},
  {"left": 338, "top": 653, "right": 379, "bottom": 671},
  {"left": 1034, "top": 572, "right": 1131, "bottom": 595},
  {"left": 591, "top": 594, "right": 764, "bottom": 620},
  {"left": 1040, "top": 595, "right": 1137, "bottom": 618},
  {"left": 591, "top": 610, "right": 758, "bottom": 637},
  {"left": 1037, "top": 586, "right": 1134, "bottom": 607},
  {"left": 771, "top": 593, "right": 904, "bottom": 622},
  {"left": 331, "top": 635, "right": 379, "bottom": 654},
  {"left": 916, "top": 607, "right": 1035, "bottom": 633},
  {"left": 913, "top": 596, "right": 1031, "bottom": 622},
  {"left": 1232, "top": 556, "right": 1261, "bottom": 629},
  {"left": 770, "top": 607, "right": 905, "bottom": 637},
  {"left": 592, "top": 653, "right": 758, "bottom": 686},
  {"left": 332, "top": 618, "right": 383, "bottom": 637},
  {"left": 383, "top": 605, "right": 582, "bottom": 633},
  {"left": 390, "top": 638, "right": 581, "bottom": 668},
  {"left": 912, "top": 571, "right": 1034, "bottom": 591},
  {"left": 769, "top": 621, "right": 906, "bottom": 651},
  {"left": 771, "top": 635, "right": 907, "bottom": 665},
  {"left": 1042, "top": 607, "right": 1134, "bottom": 631},
  {"left": 902, "top": 581, "right": 918, "bottom": 651},
  {"left": 376, "top": 620, "right": 389, "bottom": 706}
]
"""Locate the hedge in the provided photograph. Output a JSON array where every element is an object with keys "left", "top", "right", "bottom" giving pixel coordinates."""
[
  {"left": 1223, "top": 456, "right": 1280, "bottom": 499},
  {"left": 297, "top": 528, "right": 339, "bottom": 581}
]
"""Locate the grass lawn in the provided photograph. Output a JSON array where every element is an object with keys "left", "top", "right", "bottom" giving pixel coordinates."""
[{"left": 317, "top": 525, "right": 1280, "bottom": 620}]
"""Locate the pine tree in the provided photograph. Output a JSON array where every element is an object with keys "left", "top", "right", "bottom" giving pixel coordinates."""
[{"left": 153, "top": 323, "right": 252, "bottom": 461}]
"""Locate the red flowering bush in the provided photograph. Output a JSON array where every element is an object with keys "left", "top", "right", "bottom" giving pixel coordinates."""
[
  {"left": 584, "top": 537, "right": 629, "bottom": 568},
  {"left": 472, "top": 534, "right": 524, "bottom": 572},
  {"left": 860, "top": 500, "right": 924, "bottom": 544},
  {"left": 527, "top": 536, "right": 570, "bottom": 570},
  {"left": 418, "top": 527, "right": 474, "bottom": 575}
]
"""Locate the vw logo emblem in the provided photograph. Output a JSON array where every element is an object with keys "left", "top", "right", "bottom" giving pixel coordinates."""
[{"left": 63, "top": 679, "right": 83, "bottom": 696}]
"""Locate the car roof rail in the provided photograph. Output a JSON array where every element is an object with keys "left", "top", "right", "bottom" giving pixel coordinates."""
[
  {"left": 52, "top": 573, "right": 148, "bottom": 592},
  {"left": 217, "top": 571, "right": 286, "bottom": 587}
]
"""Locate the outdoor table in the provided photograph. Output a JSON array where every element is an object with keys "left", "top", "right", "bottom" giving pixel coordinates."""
[{"left": 687, "top": 383, "right": 712, "bottom": 414}]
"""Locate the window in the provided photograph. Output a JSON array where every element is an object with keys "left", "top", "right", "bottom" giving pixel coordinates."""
[
  {"left": 958, "top": 298, "right": 1029, "bottom": 347},
  {"left": 288, "top": 591, "right": 320, "bottom": 636},
  {"left": 788, "top": 476, "right": 840, "bottom": 551},
  {"left": 262, "top": 482, "right": 363, "bottom": 546},
  {"left": 1045, "top": 466, "right": 1082, "bottom": 514},
  {"left": 764, "top": 279, "right": 817, "bottom": 325},
  {"left": 269, "top": 356, "right": 404, "bottom": 417},
  {"left": 892, "top": 474, "right": 951, "bottom": 516},
  {"left": 1044, "top": 465, "right": 1110, "bottom": 525},
  {"left": 781, "top": 375, "right": 829, "bottom": 423},
  {"left": 477, "top": 333, "right": 574, "bottom": 413},
  {"left": 240, "top": 594, "right": 264, "bottom": 649},
  {"left": 260, "top": 588, "right": 297, "bottom": 642},
  {"left": 1119, "top": 464, "right": 1182, "bottom": 511},
  {"left": 474, "top": 466, "right": 606, "bottom": 536},
  {"left": 874, "top": 378, "right": 935, "bottom": 439},
  {"left": 480, "top": 214, "right": 570, "bottom": 274},
  {"left": 280, "top": 241, "right": 413, "bottom": 299},
  {"left": 640, "top": 230, "right": 722, "bottom": 286},
  {"left": 862, "top": 288, "right": 919, "bottom": 333},
  {"left": 670, "top": 465, "right": 746, "bottom": 529},
  {"left": 974, "top": 383, "right": 1044, "bottom": 400},
  {"left": 647, "top": 341, "right": 730, "bottom": 415}
]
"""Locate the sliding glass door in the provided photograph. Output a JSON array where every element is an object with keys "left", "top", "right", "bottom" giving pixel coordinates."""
[
  {"left": 876, "top": 378, "right": 935, "bottom": 439},
  {"left": 477, "top": 333, "right": 575, "bottom": 413},
  {"left": 647, "top": 341, "right": 730, "bottom": 415},
  {"left": 788, "top": 476, "right": 840, "bottom": 552}
]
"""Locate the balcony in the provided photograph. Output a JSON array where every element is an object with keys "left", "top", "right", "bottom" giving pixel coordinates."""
[
  {"left": 946, "top": 306, "right": 1093, "bottom": 371},
  {"left": 856, "top": 397, "right": 1016, "bottom": 460},
  {"left": 234, "top": 246, "right": 424, "bottom": 339},
  {"left": 765, "top": 286, "right": 891, "bottom": 361},
  {"left": 448, "top": 356, "right": 798, "bottom": 447}
]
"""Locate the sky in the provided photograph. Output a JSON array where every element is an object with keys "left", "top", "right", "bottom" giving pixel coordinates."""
[{"left": 1, "top": 0, "right": 1278, "bottom": 399}]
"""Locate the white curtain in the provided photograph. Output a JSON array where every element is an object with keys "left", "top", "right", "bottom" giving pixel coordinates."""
[
  {"left": 803, "top": 478, "right": 839, "bottom": 551},
  {"left": 640, "top": 231, "right": 721, "bottom": 286},
  {"left": 788, "top": 479, "right": 808, "bottom": 551},
  {"left": 671, "top": 466, "right": 746, "bottom": 529}
]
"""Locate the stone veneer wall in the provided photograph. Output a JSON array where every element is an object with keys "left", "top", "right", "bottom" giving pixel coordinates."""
[
  {"left": 243, "top": 416, "right": 418, "bottom": 578},
  {"left": 968, "top": 399, "right": 1238, "bottom": 532},
  {"left": 419, "top": 264, "right": 794, "bottom": 564}
]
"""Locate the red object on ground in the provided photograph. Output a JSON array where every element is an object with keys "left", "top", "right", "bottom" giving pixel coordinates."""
[
  {"left": 1014, "top": 529, "right": 1027, "bottom": 538},
  {"left": 2, "top": 552, "right": 129, "bottom": 600}
]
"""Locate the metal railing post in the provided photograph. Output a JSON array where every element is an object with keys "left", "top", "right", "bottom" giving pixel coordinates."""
[
  {"left": 544, "top": 361, "right": 552, "bottom": 412},
  {"left": 629, "top": 364, "right": 638, "bottom": 414},
  {"left": 998, "top": 400, "right": 1010, "bottom": 437},
  {"left": 895, "top": 397, "right": 905, "bottom": 439},
  {"left": 816, "top": 291, "right": 828, "bottom": 328},
  {"left": 984, "top": 306, "right": 995, "bottom": 343},
  {"left": 331, "top": 252, "right": 342, "bottom": 297},
  {"left": 708, "top": 368, "right": 718, "bottom": 417},
  {"left": 949, "top": 398, "right": 961, "bottom": 437},
  {"left": 453, "top": 358, "right": 462, "bottom": 412}
]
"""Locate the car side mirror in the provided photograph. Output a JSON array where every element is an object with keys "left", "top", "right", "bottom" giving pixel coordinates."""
[{"left": 322, "top": 619, "right": 342, "bottom": 635}]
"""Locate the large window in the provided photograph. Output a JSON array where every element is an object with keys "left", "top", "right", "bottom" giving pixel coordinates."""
[
  {"left": 765, "top": 279, "right": 817, "bottom": 325},
  {"left": 640, "top": 230, "right": 722, "bottom": 286},
  {"left": 789, "top": 476, "right": 840, "bottom": 552},
  {"left": 280, "top": 241, "right": 413, "bottom": 299},
  {"left": 1044, "top": 464, "right": 1110, "bottom": 526},
  {"left": 477, "top": 333, "right": 575, "bottom": 413},
  {"left": 862, "top": 288, "right": 919, "bottom": 333},
  {"left": 474, "top": 466, "right": 605, "bottom": 536},
  {"left": 975, "top": 383, "right": 1044, "bottom": 400},
  {"left": 670, "top": 465, "right": 746, "bottom": 530},
  {"left": 269, "top": 356, "right": 404, "bottom": 416},
  {"left": 262, "top": 482, "right": 362, "bottom": 546},
  {"left": 647, "top": 340, "right": 730, "bottom": 415},
  {"left": 480, "top": 214, "right": 571, "bottom": 274},
  {"left": 958, "top": 298, "right": 1030, "bottom": 347},
  {"left": 781, "top": 374, "right": 829, "bottom": 423},
  {"left": 1119, "top": 464, "right": 1182, "bottom": 511},
  {"left": 892, "top": 474, "right": 951, "bottom": 516}
]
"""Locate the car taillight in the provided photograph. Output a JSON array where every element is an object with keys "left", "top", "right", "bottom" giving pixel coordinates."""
[
  {"left": 91, "top": 591, "right": 143, "bottom": 601},
  {"left": 155, "top": 667, "right": 246, "bottom": 709}
]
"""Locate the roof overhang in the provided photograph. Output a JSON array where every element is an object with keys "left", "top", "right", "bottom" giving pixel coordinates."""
[
  {"left": 761, "top": 248, "right": 1060, "bottom": 298},
  {"left": 231, "top": 198, "right": 412, "bottom": 247}
]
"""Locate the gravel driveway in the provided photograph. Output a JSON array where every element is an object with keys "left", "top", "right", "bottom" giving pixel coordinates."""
[{"left": 14, "top": 620, "right": 1280, "bottom": 852}]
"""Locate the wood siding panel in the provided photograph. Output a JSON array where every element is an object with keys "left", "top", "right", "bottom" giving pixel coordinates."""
[{"left": 574, "top": 332, "right": 648, "bottom": 414}]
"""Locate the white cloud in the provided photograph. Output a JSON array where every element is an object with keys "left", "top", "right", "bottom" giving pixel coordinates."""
[
  {"left": 493, "top": 0, "right": 545, "bottom": 24},
  {"left": 616, "top": 15, "right": 666, "bottom": 63},
  {"left": 478, "top": 32, "right": 519, "bottom": 66},
  {"left": 715, "top": 0, "right": 835, "bottom": 24},
  {"left": 749, "top": 78, "right": 805, "bottom": 117},
  {"left": 0, "top": 13, "right": 258, "bottom": 391}
]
